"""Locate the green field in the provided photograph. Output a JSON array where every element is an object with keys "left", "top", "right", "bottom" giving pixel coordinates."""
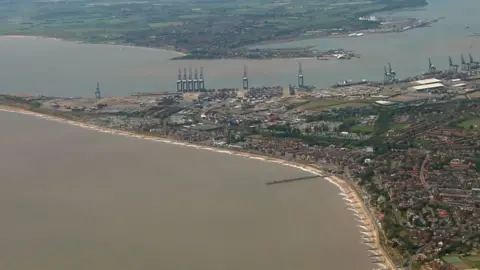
[
  {"left": 442, "top": 255, "right": 480, "bottom": 269},
  {"left": 351, "top": 125, "right": 373, "bottom": 133},
  {"left": 442, "top": 256, "right": 463, "bottom": 264},
  {"left": 298, "top": 99, "right": 373, "bottom": 111},
  {"left": 464, "top": 255, "right": 480, "bottom": 268},
  {"left": 393, "top": 123, "right": 410, "bottom": 130},
  {"left": 458, "top": 118, "right": 480, "bottom": 129}
]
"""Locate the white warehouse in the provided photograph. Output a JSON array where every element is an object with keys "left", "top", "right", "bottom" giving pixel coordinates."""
[{"left": 411, "top": 83, "right": 445, "bottom": 92}]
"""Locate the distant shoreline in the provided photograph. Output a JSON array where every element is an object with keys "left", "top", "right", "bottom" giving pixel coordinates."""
[
  {"left": 251, "top": 26, "right": 432, "bottom": 47},
  {"left": 0, "top": 24, "right": 423, "bottom": 62},
  {"left": 0, "top": 35, "right": 188, "bottom": 57},
  {"left": 0, "top": 103, "right": 396, "bottom": 269},
  {"left": 252, "top": 16, "right": 445, "bottom": 48}
]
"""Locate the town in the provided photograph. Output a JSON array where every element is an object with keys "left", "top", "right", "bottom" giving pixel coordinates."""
[{"left": 3, "top": 54, "right": 480, "bottom": 270}]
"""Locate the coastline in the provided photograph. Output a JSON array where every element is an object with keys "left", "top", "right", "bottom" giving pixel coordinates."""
[
  {"left": 0, "top": 35, "right": 187, "bottom": 56},
  {"left": 251, "top": 18, "right": 444, "bottom": 47},
  {"left": 0, "top": 104, "right": 396, "bottom": 270},
  {"left": 1, "top": 26, "right": 416, "bottom": 62},
  {"left": 250, "top": 28, "right": 413, "bottom": 47}
]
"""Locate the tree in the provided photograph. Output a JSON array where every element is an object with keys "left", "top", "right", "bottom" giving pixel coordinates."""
[{"left": 475, "top": 158, "right": 480, "bottom": 172}]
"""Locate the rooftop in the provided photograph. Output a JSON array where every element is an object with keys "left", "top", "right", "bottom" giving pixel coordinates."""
[
  {"left": 375, "top": 100, "right": 396, "bottom": 105},
  {"left": 414, "top": 78, "right": 442, "bottom": 85},
  {"left": 412, "top": 83, "right": 445, "bottom": 91}
]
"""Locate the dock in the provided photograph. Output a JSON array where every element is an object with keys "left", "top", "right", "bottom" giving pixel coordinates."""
[
  {"left": 130, "top": 91, "right": 182, "bottom": 97},
  {"left": 265, "top": 175, "right": 322, "bottom": 186}
]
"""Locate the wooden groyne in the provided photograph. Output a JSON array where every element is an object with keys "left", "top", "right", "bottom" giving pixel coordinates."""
[{"left": 265, "top": 175, "right": 322, "bottom": 186}]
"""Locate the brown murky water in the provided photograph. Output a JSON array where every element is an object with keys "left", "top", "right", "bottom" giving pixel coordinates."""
[{"left": 0, "top": 111, "right": 373, "bottom": 270}]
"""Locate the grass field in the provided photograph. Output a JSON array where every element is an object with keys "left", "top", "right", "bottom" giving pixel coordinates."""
[
  {"left": 351, "top": 125, "right": 373, "bottom": 133},
  {"left": 442, "top": 256, "right": 480, "bottom": 269},
  {"left": 458, "top": 118, "right": 480, "bottom": 129},
  {"left": 464, "top": 255, "right": 480, "bottom": 268},
  {"left": 297, "top": 99, "right": 373, "bottom": 111},
  {"left": 465, "top": 255, "right": 480, "bottom": 261},
  {"left": 442, "top": 256, "right": 463, "bottom": 264},
  {"left": 393, "top": 123, "right": 410, "bottom": 130}
]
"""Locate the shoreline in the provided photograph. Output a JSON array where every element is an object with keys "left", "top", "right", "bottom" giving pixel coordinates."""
[
  {"left": 0, "top": 35, "right": 188, "bottom": 57},
  {"left": 0, "top": 29, "right": 405, "bottom": 62},
  {"left": 0, "top": 104, "right": 397, "bottom": 269},
  {"left": 1, "top": 34, "right": 340, "bottom": 60},
  {"left": 250, "top": 29, "right": 409, "bottom": 47},
  {"left": 251, "top": 18, "right": 444, "bottom": 47}
]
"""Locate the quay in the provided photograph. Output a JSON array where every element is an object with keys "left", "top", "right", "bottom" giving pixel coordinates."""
[
  {"left": 265, "top": 175, "right": 322, "bottom": 186},
  {"left": 130, "top": 91, "right": 182, "bottom": 97}
]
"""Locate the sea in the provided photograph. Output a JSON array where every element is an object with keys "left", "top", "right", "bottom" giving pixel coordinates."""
[
  {"left": 0, "top": 0, "right": 478, "bottom": 97},
  {"left": 0, "top": 111, "right": 373, "bottom": 270},
  {"left": 0, "top": 0, "right": 475, "bottom": 268}
]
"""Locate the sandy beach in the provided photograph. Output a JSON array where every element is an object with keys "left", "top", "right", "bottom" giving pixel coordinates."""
[
  {"left": 0, "top": 105, "right": 394, "bottom": 270},
  {"left": 331, "top": 175, "right": 396, "bottom": 270}
]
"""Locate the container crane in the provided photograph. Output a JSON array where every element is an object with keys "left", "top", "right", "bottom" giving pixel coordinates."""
[{"left": 449, "top": 56, "right": 458, "bottom": 73}]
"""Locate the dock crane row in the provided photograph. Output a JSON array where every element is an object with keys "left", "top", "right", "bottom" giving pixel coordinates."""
[
  {"left": 169, "top": 53, "right": 479, "bottom": 92},
  {"left": 176, "top": 67, "right": 206, "bottom": 92}
]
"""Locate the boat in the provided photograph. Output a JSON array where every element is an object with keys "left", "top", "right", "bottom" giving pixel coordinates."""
[{"left": 331, "top": 79, "right": 369, "bottom": 88}]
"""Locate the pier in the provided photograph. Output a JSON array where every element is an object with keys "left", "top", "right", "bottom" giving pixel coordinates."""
[{"left": 265, "top": 175, "right": 322, "bottom": 186}]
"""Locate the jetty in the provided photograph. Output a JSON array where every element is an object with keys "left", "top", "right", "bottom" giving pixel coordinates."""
[{"left": 265, "top": 175, "right": 322, "bottom": 186}]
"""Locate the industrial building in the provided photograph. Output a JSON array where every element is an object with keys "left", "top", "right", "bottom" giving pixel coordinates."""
[
  {"left": 374, "top": 100, "right": 396, "bottom": 106},
  {"left": 411, "top": 83, "right": 445, "bottom": 92},
  {"left": 452, "top": 83, "right": 467, "bottom": 88},
  {"left": 414, "top": 78, "right": 442, "bottom": 85}
]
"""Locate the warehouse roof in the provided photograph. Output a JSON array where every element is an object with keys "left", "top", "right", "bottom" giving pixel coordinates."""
[
  {"left": 412, "top": 83, "right": 445, "bottom": 91},
  {"left": 414, "top": 78, "right": 442, "bottom": 85},
  {"left": 375, "top": 100, "right": 396, "bottom": 106}
]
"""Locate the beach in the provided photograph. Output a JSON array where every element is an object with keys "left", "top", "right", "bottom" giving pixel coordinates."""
[{"left": 0, "top": 105, "right": 391, "bottom": 269}]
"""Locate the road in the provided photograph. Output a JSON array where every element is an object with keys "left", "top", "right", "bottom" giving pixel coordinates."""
[{"left": 419, "top": 152, "right": 434, "bottom": 200}]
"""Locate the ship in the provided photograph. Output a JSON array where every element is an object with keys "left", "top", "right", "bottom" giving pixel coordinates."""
[{"left": 331, "top": 79, "right": 369, "bottom": 88}]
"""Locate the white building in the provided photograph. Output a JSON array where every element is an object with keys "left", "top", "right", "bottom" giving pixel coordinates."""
[
  {"left": 411, "top": 83, "right": 445, "bottom": 92},
  {"left": 414, "top": 78, "right": 442, "bottom": 85}
]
